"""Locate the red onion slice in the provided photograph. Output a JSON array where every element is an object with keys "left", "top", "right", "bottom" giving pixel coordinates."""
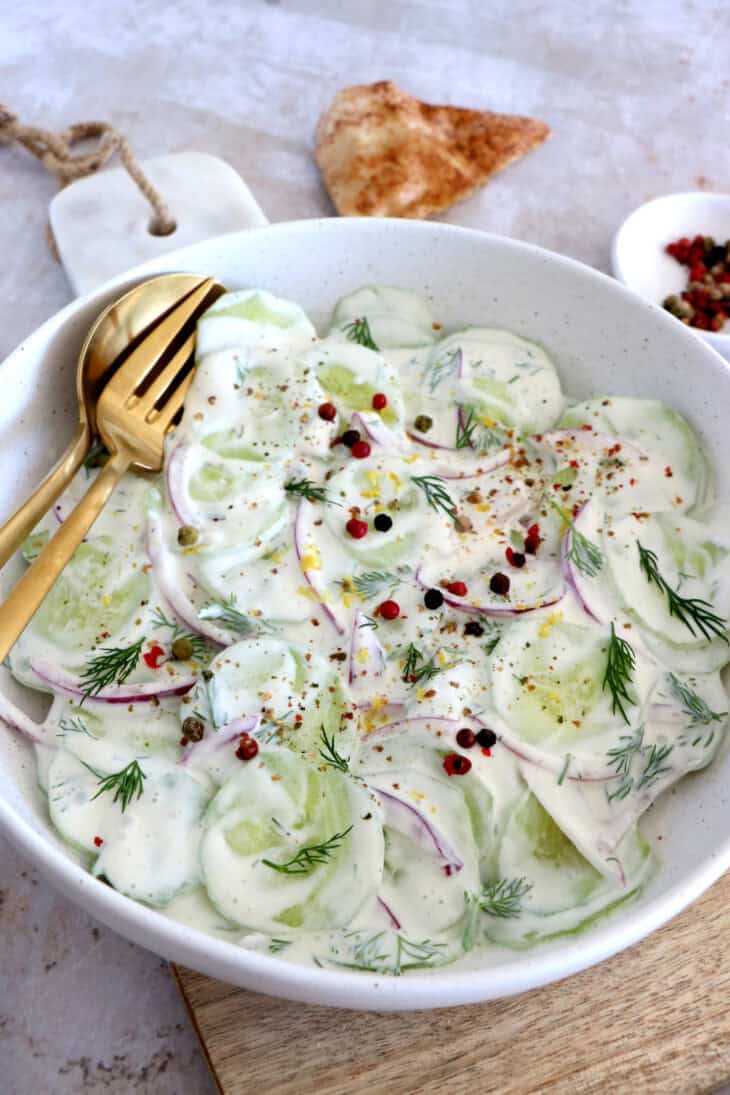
[
  {"left": 370, "top": 784, "right": 464, "bottom": 876},
  {"left": 350, "top": 412, "right": 402, "bottom": 450},
  {"left": 181, "top": 716, "right": 259, "bottom": 766},
  {"left": 293, "top": 501, "right": 346, "bottom": 635},
  {"left": 165, "top": 442, "right": 197, "bottom": 526},
  {"left": 0, "top": 688, "right": 48, "bottom": 744},
  {"left": 489, "top": 713, "right": 615, "bottom": 782},
  {"left": 364, "top": 714, "right": 480, "bottom": 739},
  {"left": 559, "top": 502, "right": 607, "bottom": 623},
  {"left": 29, "top": 659, "right": 195, "bottom": 705},
  {"left": 146, "top": 513, "right": 228, "bottom": 646},
  {"left": 377, "top": 896, "right": 402, "bottom": 930},
  {"left": 415, "top": 567, "right": 563, "bottom": 618},
  {"left": 349, "top": 610, "right": 386, "bottom": 686}
]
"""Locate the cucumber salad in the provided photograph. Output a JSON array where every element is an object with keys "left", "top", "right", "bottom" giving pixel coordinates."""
[{"left": 5, "top": 284, "right": 730, "bottom": 975}]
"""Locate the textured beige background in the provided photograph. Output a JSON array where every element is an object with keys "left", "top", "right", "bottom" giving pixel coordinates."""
[{"left": 1, "top": 0, "right": 729, "bottom": 1091}]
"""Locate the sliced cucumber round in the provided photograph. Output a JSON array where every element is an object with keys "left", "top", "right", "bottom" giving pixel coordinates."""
[
  {"left": 483, "top": 791, "right": 652, "bottom": 947},
  {"left": 429, "top": 328, "right": 564, "bottom": 435},
  {"left": 200, "top": 749, "right": 383, "bottom": 932},
  {"left": 560, "top": 397, "right": 709, "bottom": 513},
  {"left": 196, "top": 289, "right": 316, "bottom": 357},
  {"left": 329, "top": 286, "right": 438, "bottom": 349}
]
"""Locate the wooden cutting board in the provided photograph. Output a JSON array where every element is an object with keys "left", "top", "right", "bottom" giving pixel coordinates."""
[{"left": 173, "top": 872, "right": 730, "bottom": 1095}]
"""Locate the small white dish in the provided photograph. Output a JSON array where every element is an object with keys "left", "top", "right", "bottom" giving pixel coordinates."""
[{"left": 611, "top": 191, "right": 730, "bottom": 361}]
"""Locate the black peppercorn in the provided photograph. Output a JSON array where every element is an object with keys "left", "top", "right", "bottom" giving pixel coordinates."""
[
  {"left": 489, "top": 572, "right": 510, "bottom": 595},
  {"left": 341, "top": 429, "right": 361, "bottom": 448},
  {"left": 424, "top": 588, "right": 444, "bottom": 610},
  {"left": 463, "top": 620, "right": 484, "bottom": 637},
  {"left": 476, "top": 728, "right": 497, "bottom": 749},
  {"left": 373, "top": 513, "right": 393, "bottom": 532}
]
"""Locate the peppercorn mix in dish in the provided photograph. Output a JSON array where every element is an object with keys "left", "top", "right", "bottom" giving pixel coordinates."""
[{"left": 6, "top": 284, "right": 730, "bottom": 974}]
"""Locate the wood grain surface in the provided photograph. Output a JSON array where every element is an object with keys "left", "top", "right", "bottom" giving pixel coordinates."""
[{"left": 173, "top": 873, "right": 730, "bottom": 1095}]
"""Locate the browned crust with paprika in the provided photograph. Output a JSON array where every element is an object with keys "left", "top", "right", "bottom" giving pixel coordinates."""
[{"left": 315, "top": 80, "right": 550, "bottom": 219}]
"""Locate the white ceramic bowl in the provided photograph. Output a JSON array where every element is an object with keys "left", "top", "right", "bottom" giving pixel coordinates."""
[
  {"left": 612, "top": 191, "right": 730, "bottom": 360},
  {"left": 3, "top": 218, "right": 730, "bottom": 1010}
]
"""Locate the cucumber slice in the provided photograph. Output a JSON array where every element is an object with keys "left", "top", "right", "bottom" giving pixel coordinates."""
[
  {"left": 23, "top": 534, "right": 149, "bottom": 653},
  {"left": 92, "top": 759, "right": 209, "bottom": 907},
  {"left": 196, "top": 639, "right": 348, "bottom": 765},
  {"left": 483, "top": 791, "right": 652, "bottom": 947},
  {"left": 603, "top": 511, "right": 730, "bottom": 665},
  {"left": 196, "top": 289, "right": 316, "bottom": 357},
  {"left": 48, "top": 746, "right": 208, "bottom": 907},
  {"left": 560, "top": 397, "right": 709, "bottom": 513},
  {"left": 300, "top": 343, "right": 404, "bottom": 428},
  {"left": 330, "top": 286, "right": 438, "bottom": 349},
  {"left": 490, "top": 616, "right": 658, "bottom": 761},
  {"left": 428, "top": 328, "right": 564, "bottom": 435},
  {"left": 200, "top": 749, "right": 384, "bottom": 932}
]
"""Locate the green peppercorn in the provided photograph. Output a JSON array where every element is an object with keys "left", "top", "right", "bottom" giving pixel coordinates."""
[
  {"left": 171, "top": 636, "right": 194, "bottom": 661},
  {"left": 413, "top": 414, "right": 433, "bottom": 433},
  {"left": 181, "top": 716, "right": 205, "bottom": 742},
  {"left": 177, "top": 525, "right": 199, "bottom": 547}
]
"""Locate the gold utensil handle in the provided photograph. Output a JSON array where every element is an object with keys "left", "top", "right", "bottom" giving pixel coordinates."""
[
  {"left": 0, "top": 421, "right": 90, "bottom": 570},
  {"left": 0, "top": 447, "right": 130, "bottom": 665}
]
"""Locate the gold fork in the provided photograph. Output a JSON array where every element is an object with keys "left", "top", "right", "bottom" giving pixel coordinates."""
[{"left": 0, "top": 275, "right": 224, "bottom": 664}]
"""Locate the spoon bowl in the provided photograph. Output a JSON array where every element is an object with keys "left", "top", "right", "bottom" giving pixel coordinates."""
[{"left": 0, "top": 272, "right": 214, "bottom": 567}]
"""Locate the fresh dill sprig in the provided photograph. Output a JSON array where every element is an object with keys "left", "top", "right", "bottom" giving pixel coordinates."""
[
  {"left": 636, "top": 742, "right": 674, "bottom": 790},
  {"left": 343, "top": 317, "right": 379, "bottom": 351},
  {"left": 262, "top": 826, "right": 353, "bottom": 875},
  {"left": 358, "top": 614, "right": 378, "bottom": 630},
  {"left": 668, "top": 672, "right": 727, "bottom": 726},
  {"left": 637, "top": 541, "right": 728, "bottom": 643},
  {"left": 151, "top": 606, "right": 208, "bottom": 659},
  {"left": 319, "top": 726, "right": 349, "bottom": 773},
  {"left": 551, "top": 500, "right": 603, "bottom": 578},
  {"left": 57, "top": 715, "right": 96, "bottom": 740},
  {"left": 607, "top": 727, "right": 644, "bottom": 778},
  {"left": 350, "top": 569, "right": 400, "bottom": 600},
  {"left": 402, "top": 642, "right": 421, "bottom": 682},
  {"left": 557, "top": 753, "right": 572, "bottom": 786},
  {"left": 411, "top": 475, "right": 457, "bottom": 523},
  {"left": 79, "top": 637, "right": 144, "bottom": 699},
  {"left": 199, "top": 594, "right": 255, "bottom": 636},
  {"left": 602, "top": 623, "right": 637, "bottom": 724},
  {"left": 284, "top": 478, "right": 336, "bottom": 505},
  {"left": 268, "top": 938, "right": 292, "bottom": 954},
  {"left": 456, "top": 406, "right": 477, "bottom": 450},
  {"left": 478, "top": 877, "right": 532, "bottom": 919},
  {"left": 88, "top": 759, "right": 147, "bottom": 812},
  {"left": 400, "top": 642, "right": 442, "bottom": 686},
  {"left": 333, "top": 930, "right": 449, "bottom": 975},
  {"left": 423, "top": 347, "right": 461, "bottom": 394},
  {"left": 456, "top": 405, "right": 505, "bottom": 452}
]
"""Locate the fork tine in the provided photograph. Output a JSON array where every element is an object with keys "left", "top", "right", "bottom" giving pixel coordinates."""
[
  {"left": 104, "top": 277, "right": 217, "bottom": 398},
  {"left": 153, "top": 370, "right": 196, "bottom": 431},
  {"left": 133, "top": 332, "right": 196, "bottom": 418}
]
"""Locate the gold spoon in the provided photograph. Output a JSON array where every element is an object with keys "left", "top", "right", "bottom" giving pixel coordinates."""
[
  {"left": 0, "top": 276, "right": 225, "bottom": 664},
  {"left": 0, "top": 272, "right": 214, "bottom": 569}
]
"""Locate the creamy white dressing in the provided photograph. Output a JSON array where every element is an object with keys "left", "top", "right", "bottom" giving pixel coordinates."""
[{"left": 11, "top": 284, "right": 730, "bottom": 974}]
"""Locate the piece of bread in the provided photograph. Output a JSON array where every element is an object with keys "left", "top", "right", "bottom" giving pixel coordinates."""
[{"left": 315, "top": 80, "right": 549, "bottom": 219}]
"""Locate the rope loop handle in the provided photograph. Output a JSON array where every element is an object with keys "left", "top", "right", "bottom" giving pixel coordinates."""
[{"left": 0, "top": 103, "right": 176, "bottom": 236}]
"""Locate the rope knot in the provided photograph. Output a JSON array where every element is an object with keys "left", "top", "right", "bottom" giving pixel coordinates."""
[
  {"left": 0, "top": 104, "right": 19, "bottom": 145},
  {"left": 0, "top": 103, "right": 176, "bottom": 242}
]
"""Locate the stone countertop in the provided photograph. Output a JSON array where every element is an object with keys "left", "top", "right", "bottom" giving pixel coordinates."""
[{"left": 1, "top": 0, "right": 728, "bottom": 1091}]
